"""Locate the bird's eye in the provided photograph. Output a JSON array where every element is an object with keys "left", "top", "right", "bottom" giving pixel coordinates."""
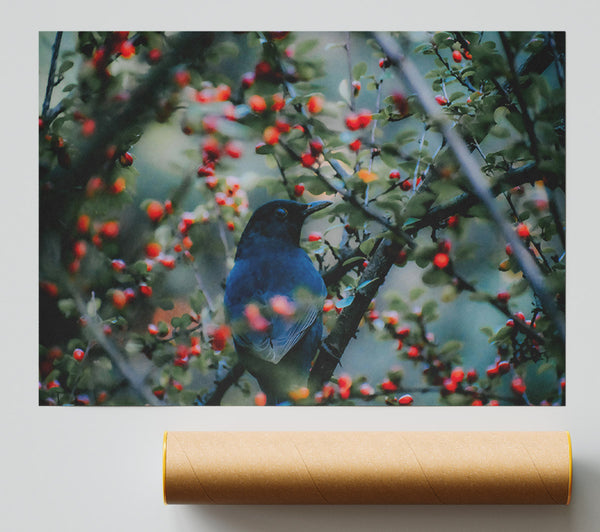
[{"left": 274, "top": 208, "right": 288, "bottom": 220}]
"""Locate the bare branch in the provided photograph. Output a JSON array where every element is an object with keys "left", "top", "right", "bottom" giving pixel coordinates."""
[{"left": 41, "top": 32, "right": 63, "bottom": 119}]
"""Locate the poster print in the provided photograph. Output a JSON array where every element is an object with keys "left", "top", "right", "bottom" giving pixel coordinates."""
[{"left": 39, "top": 31, "right": 565, "bottom": 406}]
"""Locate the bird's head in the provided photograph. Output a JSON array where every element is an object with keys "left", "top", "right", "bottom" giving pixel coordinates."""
[{"left": 236, "top": 199, "right": 331, "bottom": 256}]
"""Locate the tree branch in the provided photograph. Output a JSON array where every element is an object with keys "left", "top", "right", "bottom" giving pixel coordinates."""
[
  {"left": 41, "top": 32, "right": 63, "bottom": 120},
  {"left": 309, "top": 239, "right": 401, "bottom": 390},
  {"left": 198, "top": 361, "right": 245, "bottom": 405}
]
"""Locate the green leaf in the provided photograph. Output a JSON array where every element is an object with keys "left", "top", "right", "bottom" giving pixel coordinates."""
[
  {"left": 296, "top": 39, "right": 319, "bottom": 56},
  {"left": 352, "top": 61, "right": 367, "bottom": 80},
  {"left": 157, "top": 298, "right": 174, "bottom": 311},
  {"left": 422, "top": 268, "right": 451, "bottom": 286},
  {"left": 58, "top": 60, "right": 74, "bottom": 74},
  {"left": 342, "top": 256, "right": 365, "bottom": 267},
  {"left": 409, "top": 287, "right": 425, "bottom": 301},
  {"left": 480, "top": 326, "right": 494, "bottom": 338},
  {"left": 58, "top": 298, "right": 77, "bottom": 319},
  {"left": 255, "top": 144, "right": 274, "bottom": 155},
  {"left": 338, "top": 79, "right": 351, "bottom": 105},
  {"left": 359, "top": 239, "right": 375, "bottom": 255},
  {"left": 439, "top": 340, "right": 463, "bottom": 355}
]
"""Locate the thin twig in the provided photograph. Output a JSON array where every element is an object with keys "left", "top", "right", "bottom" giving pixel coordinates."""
[{"left": 41, "top": 32, "right": 63, "bottom": 119}]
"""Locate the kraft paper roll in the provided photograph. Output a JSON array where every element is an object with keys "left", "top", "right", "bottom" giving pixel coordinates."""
[{"left": 163, "top": 431, "right": 572, "bottom": 505}]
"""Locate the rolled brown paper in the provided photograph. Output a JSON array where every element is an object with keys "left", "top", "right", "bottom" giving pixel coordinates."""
[{"left": 163, "top": 431, "right": 572, "bottom": 505}]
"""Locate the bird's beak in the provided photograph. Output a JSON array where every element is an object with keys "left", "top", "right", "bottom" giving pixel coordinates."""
[{"left": 303, "top": 200, "right": 332, "bottom": 217}]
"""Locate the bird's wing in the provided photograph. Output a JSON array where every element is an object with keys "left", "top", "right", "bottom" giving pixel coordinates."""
[{"left": 233, "top": 298, "right": 321, "bottom": 364}]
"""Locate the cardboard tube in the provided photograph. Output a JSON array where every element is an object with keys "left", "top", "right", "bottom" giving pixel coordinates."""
[{"left": 163, "top": 431, "right": 572, "bottom": 505}]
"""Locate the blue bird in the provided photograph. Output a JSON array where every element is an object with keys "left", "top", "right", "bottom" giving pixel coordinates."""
[{"left": 224, "top": 199, "right": 331, "bottom": 404}]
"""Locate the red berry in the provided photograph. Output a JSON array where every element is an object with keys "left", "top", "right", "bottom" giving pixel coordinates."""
[
  {"left": 357, "top": 111, "right": 372, "bottom": 129},
  {"left": 109, "top": 176, "right": 126, "bottom": 194},
  {"left": 466, "top": 369, "right": 478, "bottom": 383},
  {"left": 146, "top": 201, "right": 164, "bottom": 223},
  {"left": 450, "top": 367, "right": 464, "bottom": 383},
  {"left": 308, "top": 232, "right": 322, "bottom": 242},
  {"left": 345, "top": 114, "right": 361, "bottom": 131},
  {"left": 452, "top": 50, "right": 463, "bottom": 63},
  {"left": 271, "top": 93, "right": 285, "bottom": 111},
  {"left": 392, "top": 92, "right": 409, "bottom": 115},
  {"left": 352, "top": 80, "right": 361, "bottom": 95},
  {"left": 294, "top": 184, "right": 305, "bottom": 197},
  {"left": 515, "top": 311, "right": 526, "bottom": 321},
  {"left": 400, "top": 179, "right": 412, "bottom": 191},
  {"left": 301, "top": 152, "right": 316, "bottom": 167},
  {"left": 309, "top": 139, "right": 323, "bottom": 156},
  {"left": 337, "top": 375, "right": 352, "bottom": 390},
  {"left": 263, "top": 126, "right": 280, "bottom": 145},
  {"left": 516, "top": 223, "right": 530, "bottom": 238},
  {"left": 497, "top": 361, "right": 510, "bottom": 374},
  {"left": 73, "top": 240, "right": 87, "bottom": 259},
  {"left": 120, "top": 152, "right": 133, "bottom": 166},
  {"left": 407, "top": 346, "right": 420, "bottom": 359},
  {"left": 396, "top": 326, "right": 410, "bottom": 338},
  {"left": 73, "top": 348, "right": 85, "bottom": 362},
  {"left": 471, "top": 399, "right": 483, "bottom": 406},
  {"left": 447, "top": 215, "right": 459, "bottom": 228},
  {"left": 486, "top": 364, "right": 499, "bottom": 378},
  {"left": 224, "top": 141, "right": 242, "bottom": 158},
  {"left": 378, "top": 57, "right": 390, "bottom": 69},
  {"left": 435, "top": 95, "right": 448, "bottom": 106},
  {"left": 148, "top": 324, "right": 159, "bottom": 335},
  {"left": 506, "top": 319, "right": 515, "bottom": 327},
  {"left": 248, "top": 95, "right": 267, "bottom": 113},
  {"left": 100, "top": 221, "right": 119, "bottom": 239},
  {"left": 306, "top": 95, "right": 323, "bottom": 114},
  {"left": 40, "top": 281, "right": 59, "bottom": 298},
  {"left": 443, "top": 378, "right": 457, "bottom": 393},
  {"left": 81, "top": 119, "right": 96, "bottom": 137},
  {"left": 139, "top": 283, "right": 152, "bottom": 297},
  {"left": 241, "top": 72, "right": 255, "bottom": 89},
  {"left": 197, "top": 165, "right": 214, "bottom": 177},
  {"left": 210, "top": 325, "right": 230, "bottom": 352},
  {"left": 173, "top": 69, "right": 191, "bottom": 88},
  {"left": 394, "top": 250, "right": 408, "bottom": 267},
  {"left": 433, "top": 252, "right": 450, "bottom": 269},
  {"left": 349, "top": 139, "right": 361, "bottom": 152},
  {"left": 119, "top": 40, "right": 135, "bottom": 58},
  {"left": 145, "top": 242, "right": 162, "bottom": 258},
  {"left": 110, "top": 259, "right": 125, "bottom": 272},
  {"left": 465, "top": 51, "right": 472, "bottom": 60},
  {"left": 497, "top": 292, "right": 511, "bottom": 303},
  {"left": 159, "top": 256, "right": 176, "bottom": 269},
  {"left": 254, "top": 392, "right": 267, "bottom": 406},
  {"left": 398, "top": 394, "right": 414, "bottom": 405},
  {"left": 153, "top": 387, "right": 165, "bottom": 399},
  {"left": 323, "top": 299, "right": 334, "bottom": 312},
  {"left": 511, "top": 377, "right": 527, "bottom": 395},
  {"left": 359, "top": 383, "right": 374, "bottom": 396},
  {"left": 389, "top": 170, "right": 401, "bottom": 180},
  {"left": 112, "top": 290, "right": 127, "bottom": 309},
  {"left": 124, "top": 288, "right": 136, "bottom": 302},
  {"left": 216, "top": 84, "right": 231, "bottom": 101},
  {"left": 381, "top": 379, "right": 398, "bottom": 392},
  {"left": 148, "top": 48, "right": 162, "bottom": 63},
  {"left": 76, "top": 214, "right": 90, "bottom": 234},
  {"left": 226, "top": 221, "right": 235, "bottom": 231},
  {"left": 275, "top": 119, "right": 291, "bottom": 133}
]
